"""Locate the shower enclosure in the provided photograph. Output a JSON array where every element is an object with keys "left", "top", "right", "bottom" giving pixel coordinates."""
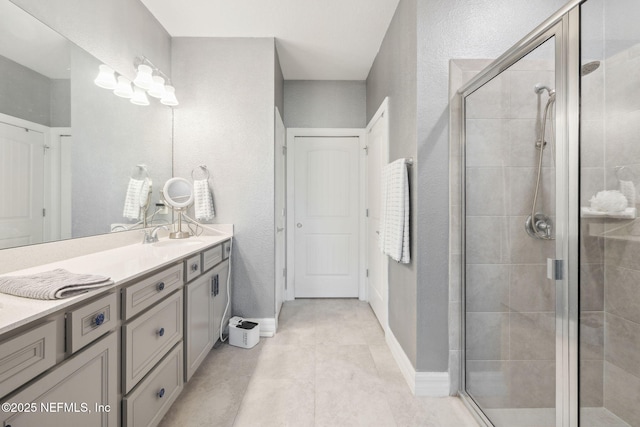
[{"left": 456, "top": 0, "right": 640, "bottom": 426}]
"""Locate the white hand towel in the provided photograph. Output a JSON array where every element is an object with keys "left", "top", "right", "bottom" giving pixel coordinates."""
[
  {"left": 123, "top": 178, "right": 146, "bottom": 220},
  {"left": 379, "top": 159, "right": 410, "bottom": 263},
  {"left": 193, "top": 179, "right": 215, "bottom": 221}
]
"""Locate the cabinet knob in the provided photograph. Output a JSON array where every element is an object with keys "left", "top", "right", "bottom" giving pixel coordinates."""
[
  {"left": 158, "top": 388, "right": 165, "bottom": 398},
  {"left": 157, "top": 281, "right": 165, "bottom": 291},
  {"left": 158, "top": 327, "right": 165, "bottom": 337},
  {"left": 94, "top": 313, "right": 105, "bottom": 326},
  {"left": 191, "top": 263, "right": 199, "bottom": 272}
]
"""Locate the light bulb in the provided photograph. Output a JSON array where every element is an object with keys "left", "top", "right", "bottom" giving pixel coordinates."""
[
  {"left": 160, "top": 85, "right": 179, "bottom": 106},
  {"left": 133, "top": 64, "right": 154, "bottom": 90},
  {"left": 94, "top": 64, "right": 117, "bottom": 89},
  {"left": 130, "top": 86, "right": 150, "bottom": 106},
  {"left": 113, "top": 76, "right": 134, "bottom": 98},
  {"left": 148, "top": 75, "right": 166, "bottom": 98}
]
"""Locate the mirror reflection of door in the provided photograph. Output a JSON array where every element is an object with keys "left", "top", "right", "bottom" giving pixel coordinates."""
[{"left": 0, "top": 121, "right": 45, "bottom": 249}]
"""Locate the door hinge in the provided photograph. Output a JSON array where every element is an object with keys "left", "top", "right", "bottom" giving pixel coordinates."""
[
  {"left": 366, "top": 269, "right": 369, "bottom": 278},
  {"left": 42, "top": 208, "right": 46, "bottom": 217},
  {"left": 365, "top": 209, "right": 369, "bottom": 217},
  {"left": 547, "top": 258, "right": 563, "bottom": 280},
  {"left": 282, "top": 146, "right": 287, "bottom": 155},
  {"left": 363, "top": 146, "right": 368, "bottom": 155}
]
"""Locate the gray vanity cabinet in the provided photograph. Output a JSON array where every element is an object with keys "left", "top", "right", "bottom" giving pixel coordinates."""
[
  {"left": 184, "top": 271, "right": 215, "bottom": 381},
  {"left": 1, "top": 332, "right": 118, "bottom": 427},
  {"left": 184, "top": 248, "right": 230, "bottom": 382}
]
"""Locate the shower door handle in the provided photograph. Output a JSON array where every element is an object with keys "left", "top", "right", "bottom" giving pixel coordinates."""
[{"left": 547, "top": 258, "right": 563, "bottom": 280}]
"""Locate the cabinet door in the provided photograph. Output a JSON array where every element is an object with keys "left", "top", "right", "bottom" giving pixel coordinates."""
[
  {"left": 212, "top": 260, "right": 230, "bottom": 343},
  {"left": 184, "top": 273, "right": 214, "bottom": 381},
  {"left": 1, "top": 332, "right": 118, "bottom": 427}
]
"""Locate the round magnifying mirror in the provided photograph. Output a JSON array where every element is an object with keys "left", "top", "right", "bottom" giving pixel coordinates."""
[{"left": 163, "top": 177, "right": 194, "bottom": 209}]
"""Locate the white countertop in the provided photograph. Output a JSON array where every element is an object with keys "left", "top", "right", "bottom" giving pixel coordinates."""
[{"left": 0, "top": 232, "right": 232, "bottom": 336}]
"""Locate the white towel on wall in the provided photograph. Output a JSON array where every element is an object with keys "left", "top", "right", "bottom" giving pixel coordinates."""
[
  {"left": 123, "top": 178, "right": 147, "bottom": 220},
  {"left": 379, "top": 159, "right": 410, "bottom": 263},
  {"left": 194, "top": 179, "right": 215, "bottom": 221}
]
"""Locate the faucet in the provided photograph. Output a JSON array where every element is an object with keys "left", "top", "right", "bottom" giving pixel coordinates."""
[{"left": 142, "top": 225, "right": 169, "bottom": 244}]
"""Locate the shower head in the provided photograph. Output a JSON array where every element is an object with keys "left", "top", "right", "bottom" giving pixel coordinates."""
[
  {"left": 534, "top": 83, "right": 555, "bottom": 97},
  {"left": 581, "top": 60, "right": 600, "bottom": 76}
]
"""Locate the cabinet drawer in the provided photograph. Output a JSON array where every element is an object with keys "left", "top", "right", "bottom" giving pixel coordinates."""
[
  {"left": 222, "top": 240, "right": 231, "bottom": 260},
  {"left": 123, "top": 343, "right": 183, "bottom": 427},
  {"left": 202, "top": 244, "right": 222, "bottom": 272},
  {"left": 1, "top": 332, "right": 118, "bottom": 427},
  {"left": 67, "top": 292, "right": 117, "bottom": 354},
  {"left": 123, "top": 291, "right": 182, "bottom": 393},
  {"left": 0, "top": 320, "right": 57, "bottom": 399},
  {"left": 122, "top": 264, "right": 183, "bottom": 320},
  {"left": 184, "top": 254, "right": 201, "bottom": 283}
]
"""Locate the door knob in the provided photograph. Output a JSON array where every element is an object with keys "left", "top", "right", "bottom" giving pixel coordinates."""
[{"left": 296, "top": 223, "right": 302, "bottom": 228}]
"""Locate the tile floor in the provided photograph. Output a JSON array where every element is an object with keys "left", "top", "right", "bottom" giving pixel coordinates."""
[{"left": 159, "top": 299, "right": 479, "bottom": 427}]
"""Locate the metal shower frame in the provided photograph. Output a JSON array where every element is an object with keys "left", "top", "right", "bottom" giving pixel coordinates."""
[{"left": 456, "top": 1, "right": 584, "bottom": 426}]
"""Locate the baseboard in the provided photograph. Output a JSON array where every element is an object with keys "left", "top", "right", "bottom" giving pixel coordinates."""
[
  {"left": 245, "top": 318, "right": 276, "bottom": 338},
  {"left": 385, "top": 327, "right": 450, "bottom": 397}
]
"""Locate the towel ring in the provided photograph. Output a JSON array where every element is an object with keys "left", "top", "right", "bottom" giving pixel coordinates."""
[
  {"left": 191, "top": 165, "right": 210, "bottom": 181},
  {"left": 131, "top": 164, "right": 149, "bottom": 180}
]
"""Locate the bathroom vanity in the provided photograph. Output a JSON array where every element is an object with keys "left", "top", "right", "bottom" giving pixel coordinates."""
[{"left": 0, "top": 231, "right": 232, "bottom": 427}]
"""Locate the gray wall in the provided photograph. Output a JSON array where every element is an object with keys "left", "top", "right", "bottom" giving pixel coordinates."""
[
  {"left": 275, "top": 45, "right": 284, "bottom": 116},
  {"left": 284, "top": 80, "right": 366, "bottom": 128},
  {"left": 172, "top": 37, "right": 276, "bottom": 319},
  {"left": 50, "top": 79, "right": 71, "bottom": 127},
  {"left": 0, "top": 55, "right": 65, "bottom": 127},
  {"left": 10, "top": 0, "right": 171, "bottom": 80},
  {"left": 366, "top": 0, "right": 418, "bottom": 366}
]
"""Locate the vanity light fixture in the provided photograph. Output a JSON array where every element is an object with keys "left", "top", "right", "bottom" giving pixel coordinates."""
[
  {"left": 114, "top": 76, "right": 134, "bottom": 98},
  {"left": 93, "top": 57, "right": 178, "bottom": 107},
  {"left": 130, "top": 86, "right": 150, "bottom": 106},
  {"left": 94, "top": 64, "right": 117, "bottom": 89}
]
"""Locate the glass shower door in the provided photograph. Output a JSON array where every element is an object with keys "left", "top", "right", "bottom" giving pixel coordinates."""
[{"left": 462, "top": 35, "right": 559, "bottom": 427}]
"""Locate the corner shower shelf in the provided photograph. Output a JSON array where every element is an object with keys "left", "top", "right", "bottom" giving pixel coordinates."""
[{"left": 580, "top": 207, "right": 637, "bottom": 219}]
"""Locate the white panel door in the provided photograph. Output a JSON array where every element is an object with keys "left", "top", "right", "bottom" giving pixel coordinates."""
[
  {"left": 0, "top": 121, "right": 44, "bottom": 249},
  {"left": 294, "top": 136, "right": 360, "bottom": 298},
  {"left": 274, "top": 108, "right": 286, "bottom": 319},
  {"left": 366, "top": 108, "right": 389, "bottom": 328}
]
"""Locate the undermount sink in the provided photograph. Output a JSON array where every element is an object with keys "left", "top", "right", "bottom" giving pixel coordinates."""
[{"left": 151, "top": 239, "right": 204, "bottom": 248}]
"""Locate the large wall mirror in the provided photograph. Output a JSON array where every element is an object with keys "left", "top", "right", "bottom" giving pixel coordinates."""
[{"left": 0, "top": 0, "right": 173, "bottom": 250}]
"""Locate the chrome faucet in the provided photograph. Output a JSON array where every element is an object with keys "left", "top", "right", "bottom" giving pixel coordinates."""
[{"left": 142, "top": 225, "right": 169, "bottom": 244}]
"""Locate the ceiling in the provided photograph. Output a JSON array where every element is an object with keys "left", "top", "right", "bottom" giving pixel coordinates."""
[{"left": 140, "top": 0, "right": 400, "bottom": 81}]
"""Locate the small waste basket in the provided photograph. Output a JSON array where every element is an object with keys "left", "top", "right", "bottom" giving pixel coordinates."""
[{"left": 228, "top": 317, "right": 260, "bottom": 349}]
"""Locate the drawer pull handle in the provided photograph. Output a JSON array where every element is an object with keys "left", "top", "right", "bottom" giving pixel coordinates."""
[
  {"left": 158, "top": 388, "right": 165, "bottom": 398},
  {"left": 157, "top": 281, "right": 165, "bottom": 291},
  {"left": 191, "top": 263, "right": 199, "bottom": 272},
  {"left": 94, "top": 313, "right": 105, "bottom": 326},
  {"left": 158, "top": 327, "right": 165, "bottom": 337}
]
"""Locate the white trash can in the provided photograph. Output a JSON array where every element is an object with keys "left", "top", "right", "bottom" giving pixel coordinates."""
[{"left": 229, "top": 317, "right": 260, "bottom": 349}]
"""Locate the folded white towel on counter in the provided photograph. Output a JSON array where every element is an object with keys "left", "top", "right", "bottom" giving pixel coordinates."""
[
  {"left": 379, "top": 159, "right": 411, "bottom": 263},
  {"left": 123, "top": 177, "right": 148, "bottom": 220},
  {"left": 193, "top": 179, "right": 215, "bottom": 221},
  {"left": 0, "top": 269, "right": 113, "bottom": 300}
]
